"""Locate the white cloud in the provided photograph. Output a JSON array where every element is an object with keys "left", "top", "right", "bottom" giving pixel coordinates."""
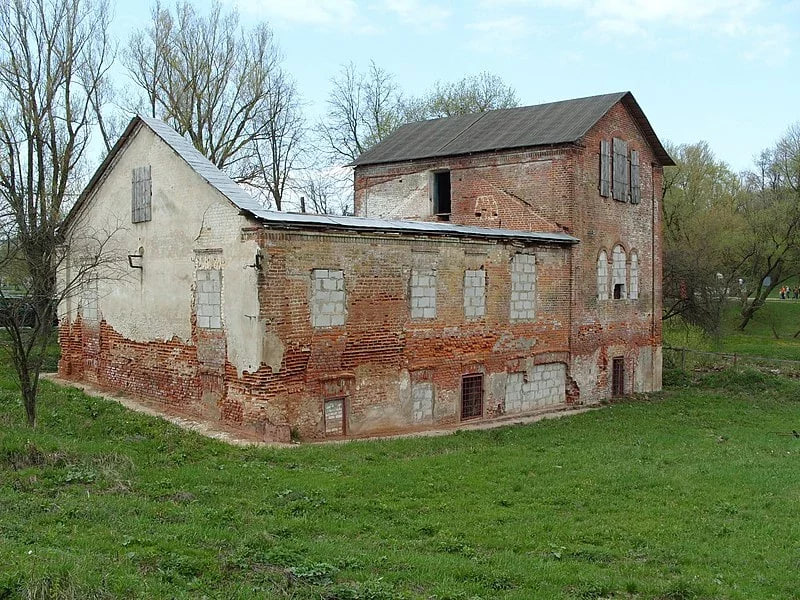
[
  {"left": 382, "top": 0, "right": 451, "bottom": 22},
  {"left": 465, "top": 16, "right": 531, "bottom": 54},
  {"left": 233, "top": 0, "right": 378, "bottom": 32},
  {"left": 481, "top": 0, "right": 791, "bottom": 61}
]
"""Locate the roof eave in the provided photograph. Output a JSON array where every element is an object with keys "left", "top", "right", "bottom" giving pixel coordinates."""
[
  {"left": 352, "top": 141, "right": 581, "bottom": 169},
  {"left": 61, "top": 115, "right": 142, "bottom": 233},
  {"left": 252, "top": 214, "right": 579, "bottom": 246}
]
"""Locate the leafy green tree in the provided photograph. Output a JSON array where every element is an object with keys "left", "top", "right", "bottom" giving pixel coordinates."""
[
  {"left": 736, "top": 123, "right": 800, "bottom": 330},
  {"left": 662, "top": 142, "right": 746, "bottom": 336}
]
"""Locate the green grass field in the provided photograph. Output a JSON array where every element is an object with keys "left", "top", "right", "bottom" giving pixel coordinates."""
[
  {"left": 3, "top": 353, "right": 800, "bottom": 599},
  {"left": 664, "top": 299, "right": 800, "bottom": 361}
]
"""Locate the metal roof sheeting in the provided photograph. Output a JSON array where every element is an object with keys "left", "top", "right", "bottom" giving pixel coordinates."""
[
  {"left": 247, "top": 209, "right": 578, "bottom": 244},
  {"left": 352, "top": 91, "right": 674, "bottom": 167}
]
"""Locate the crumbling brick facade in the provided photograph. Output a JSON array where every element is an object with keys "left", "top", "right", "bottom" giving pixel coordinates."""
[
  {"left": 353, "top": 99, "right": 666, "bottom": 403},
  {"left": 58, "top": 94, "right": 670, "bottom": 442}
]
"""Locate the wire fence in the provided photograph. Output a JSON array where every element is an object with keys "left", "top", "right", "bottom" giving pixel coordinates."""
[{"left": 664, "top": 345, "right": 800, "bottom": 376}]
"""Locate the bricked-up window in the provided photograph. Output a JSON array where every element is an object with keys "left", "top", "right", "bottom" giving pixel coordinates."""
[
  {"left": 599, "top": 140, "right": 611, "bottom": 197},
  {"left": 311, "top": 269, "right": 346, "bottom": 327},
  {"left": 630, "top": 150, "right": 641, "bottom": 204},
  {"left": 131, "top": 165, "right": 152, "bottom": 223},
  {"left": 324, "top": 398, "right": 346, "bottom": 435},
  {"left": 612, "top": 138, "right": 629, "bottom": 202},
  {"left": 597, "top": 250, "right": 609, "bottom": 301},
  {"left": 611, "top": 245, "right": 627, "bottom": 300},
  {"left": 463, "top": 268, "right": 486, "bottom": 319},
  {"left": 510, "top": 253, "right": 536, "bottom": 321},
  {"left": 629, "top": 251, "right": 639, "bottom": 300},
  {"left": 196, "top": 269, "right": 222, "bottom": 329},
  {"left": 410, "top": 268, "right": 437, "bottom": 319},
  {"left": 411, "top": 380, "right": 434, "bottom": 423},
  {"left": 433, "top": 171, "right": 451, "bottom": 217},
  {"left": 461, "top": 373, "right": 483, "bottom": 420},
  {"left": 80, "top": 272, "right": 99, "bottom": 323}
]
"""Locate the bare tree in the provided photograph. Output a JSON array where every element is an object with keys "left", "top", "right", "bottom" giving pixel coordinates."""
[
  {"left": 296, "top": 168, "right": 351, "bottom": 215},
  {"left": 0, "top": 0, "right": 118, "bottom": 426},
  {"left": 402, "top": 72, "right": 519, "bottom": 121},
  {"left": 125, "top": 1, "right": 303, "bottom": 201},
  {"left": 318, "top": 61, "right": 403, "bottom": 163},
  {"left": 253, "top": 70, "right": 304, "bottom": 211}
]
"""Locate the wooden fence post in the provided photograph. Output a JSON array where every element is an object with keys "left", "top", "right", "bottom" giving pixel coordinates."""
[{"left": 681, "top": 348, "right": 686, "bottom": 371}]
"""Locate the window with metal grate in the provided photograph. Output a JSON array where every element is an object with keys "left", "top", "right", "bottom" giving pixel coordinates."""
[{"left": 461, "top": 373, "right": 483, "bottom": 420}]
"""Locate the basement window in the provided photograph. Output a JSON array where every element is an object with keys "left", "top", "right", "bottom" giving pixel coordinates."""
[
  {"left": 433, "top": 171, "right": 451, "bottom": 219},
  {"left": 461, "top": 373, "right": 484, "bottom": 420}
]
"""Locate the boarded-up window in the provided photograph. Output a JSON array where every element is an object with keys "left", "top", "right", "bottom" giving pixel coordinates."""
[
  {"left": 80, "top": 272, "right": 99, "bottom": 323},
  {"left": 131, "top": 166, "right": 152, "bottom": 223},
  {"left": 510, "top": 253, "right": 536, "bottom": 321},
  {"left": 599, "top": 140, "right": 611, "bottom": 197},
  {"left": 630, "top": 251, "right": 639, "bottom": 300},
  {"left": 196, "top": 269, "right": 222, "bottom": 329},
  {"left": 411, "top": 268, "right": 437, "bottom": 319},
  {"left": 311, "top": 269, "right": 346, "bottom": 327},
  {"left": 463, "top": 268, "right": 486, "bottom": 319},
  {"left": 630, "top": 149, "right": 641, "bottom": 204},
  {"left": 612, "top": 138, "right": 628, "bottom": 202},
  {"left": 597, "top": 250, "right": 609, "bottom": 301}
]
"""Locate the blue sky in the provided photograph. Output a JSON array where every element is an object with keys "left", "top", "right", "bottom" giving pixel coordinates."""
[{"left": 111, "top": 0, "right": 800, "bottom": 172}]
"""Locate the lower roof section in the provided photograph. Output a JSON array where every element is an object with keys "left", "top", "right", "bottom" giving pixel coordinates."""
[{"left": 245, "top": 209, "right": 579, "bottom": 245}]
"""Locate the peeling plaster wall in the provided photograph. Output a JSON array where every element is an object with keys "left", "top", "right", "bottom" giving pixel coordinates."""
[{"left": 60, "top": 124, "right": 261, "bottom": 378}]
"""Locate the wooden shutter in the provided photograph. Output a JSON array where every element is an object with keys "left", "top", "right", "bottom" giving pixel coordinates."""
[
  {"left": 131, "top": 166, "right": 152, "bottom": 223},
  {"left": 612, "top": 138, "right": 628, "bottom": 202},
  {"left": 630, "top": 150, "right": 640, "bottom": 204},
  {"left": 599, "top": 140, "right": 611, "bottom": 197}
]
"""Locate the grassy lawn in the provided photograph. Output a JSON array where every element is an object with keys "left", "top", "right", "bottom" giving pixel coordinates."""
[
  {"left": 2, "top": 358, "right": 800, "bottom": 599},
  {"left": 664, "top": 299, "right": 800, "bottom": 361}
]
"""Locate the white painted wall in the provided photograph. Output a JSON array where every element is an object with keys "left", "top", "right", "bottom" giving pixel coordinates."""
[{"left": 61, "top": 123, "right": 263, "bottom": 375}]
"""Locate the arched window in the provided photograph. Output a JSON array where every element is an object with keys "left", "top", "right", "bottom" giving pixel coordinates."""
[
  {"left": 597, "top": 250, "right": 609, "bottom": 301},
  {"left": 629, "top": 251, "right": 639, "bottom": 300},
  {"left": 612, "top": 245, "right": 627, "bottom": 300}
]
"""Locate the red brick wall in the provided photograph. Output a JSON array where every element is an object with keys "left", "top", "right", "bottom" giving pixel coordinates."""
[
  {"left": 353, "top": 98, "right": 666, "bottom": 401},
  {"left": 227, "top": 231, "right": 573, "bottom": 439},
  {"left": 59, "top": 230, "right": 574, "bottom": 441},
  {"left": 354, "top": 147, "right": 577, "bottom": 233}
]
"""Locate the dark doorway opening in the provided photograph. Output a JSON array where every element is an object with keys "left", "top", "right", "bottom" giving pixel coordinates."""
[
  {"left": 612, "top": 357, "right": 625, "bottom": 397},
  {"left": 461, "top": 373, "right": 483, "bottom": 420},
  {"left": 433, "top": 171, "right": 451, "bottom": 218}
]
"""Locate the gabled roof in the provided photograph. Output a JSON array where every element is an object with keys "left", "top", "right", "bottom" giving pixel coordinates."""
[
  {"left": 64, "top": 115, "right": 578, "bottom": 246},
  {"left": 351, "top": 91, "right": 674, "bottom": 167}
]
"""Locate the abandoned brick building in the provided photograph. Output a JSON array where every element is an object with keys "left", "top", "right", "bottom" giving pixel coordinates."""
[{"left": 58, "top": 91, "right": 673, "bottom": 442}]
